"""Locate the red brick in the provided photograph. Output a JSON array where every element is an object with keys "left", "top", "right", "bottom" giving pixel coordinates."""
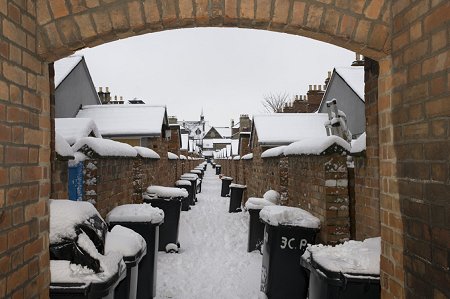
[
  {"left": 8, "top": 225, "right": 29, "bottom": 249},
  {"left": 424, "top": 2, "right": 450, "bottom": 33},
  {"left": 48, "top": 1, "right": 69, "bottom": 19},
  {"left": 6, "top": 265, "right": 28, "bottom": 295}
]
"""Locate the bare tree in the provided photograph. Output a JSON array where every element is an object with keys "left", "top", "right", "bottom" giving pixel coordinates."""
[{"left": 261, "top": 92, "right": 290, "bottom": 113}]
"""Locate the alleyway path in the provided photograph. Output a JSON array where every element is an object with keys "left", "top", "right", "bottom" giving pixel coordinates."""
[{"left": 155, "top": 166, "right": 262, "bottom": 298}]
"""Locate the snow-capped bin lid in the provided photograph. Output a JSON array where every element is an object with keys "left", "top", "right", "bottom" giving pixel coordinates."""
[
  {"left": 190, "top": 169, "right": 202, "bottom": 174},
  {"left": 49, "top": 199, "right": 109, "bottom": 273},
  {"left": 216, "top": 164, "right": 221, "bottom": 167},
  {"left": 175, "top": 180, "right": 191, "bottom": 186},
  {"left": 221, "top": 176, "right": 233, "bottom": 181},
  {"left": 180, "top": 173, "right": 198, "bottom": 180},
  {"left": 259, "top": 206, "right": 320, "bottom": 229},
  {"left": 106, "top": 203, "right": 164, "bottom": 224},
  {"left": 105, "top": 225, "right": 147, "bottom": 260},
  {"left": 144, "top": 185, "right": 189, "bottom": 200},
  {"left": 49, "top": 199, "right": 105, "bottom": 245},
  {"left": 307, "top": 237, "right": 380, "bottom": 275},
  {"left": 245, "top": 197, "right": 275, "bottom": 210},
  {"left": 229, "top": 183, "right": 246, "bottom": 189}
]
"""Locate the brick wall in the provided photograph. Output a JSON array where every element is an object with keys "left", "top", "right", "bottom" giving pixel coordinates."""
[
  {"left": 353, "top": 58, "right": 381, "bottom": 241},
  {"left": 50, "top": 159, "right": 68, "bottom": 199},
  {"left": 287, "top": 154, "right": 349, "bottom": 244},
  {"left": 387, "top": 2, "right": 450, "bottom": 298},
  {"left": 0, "top": 1, "right": 51, "bottom": 298}
]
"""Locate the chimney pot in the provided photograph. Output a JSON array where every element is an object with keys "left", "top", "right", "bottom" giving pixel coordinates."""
[
  {"left": 106, "top": 87, "right": 109, "bottom": 93},
  {"left": 324, "top": 85, "right": 326, "bottom": 90},
  {"left": 328, "top": 71, "right": 331, "bottom": 78},
  {"left": 314, "top": 85, "right": 317, "bottom": 90},
  {"left": 99, "top": 87, "right": 103, "bottom": 92},
  {"left": 120, "top": 96, "right": 123, "bottom": 101},
  {"left": 114, "top": 95, "right": 117, "bottom": 100},
  {"left": 319, "top": 85, "right": 321, "bottom": 91}
]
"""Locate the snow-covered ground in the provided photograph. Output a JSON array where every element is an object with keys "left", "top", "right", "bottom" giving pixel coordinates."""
[{"left": 155, "top": 166, "right": 262, "bottom": 299}]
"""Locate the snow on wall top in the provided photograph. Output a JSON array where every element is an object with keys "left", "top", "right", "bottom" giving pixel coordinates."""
[
  {"left": 49, "top": 199, "right": 101, "bottom": 244},
  {"left": 145, "top": 185, "right": 188, "bottom": 199},
  {"left": 241, "top": 153, "right": 253, "bottom": 160},
  {"left": 335, "top": 66, "right": 365, "bottom": 100},
  {"left": 259, "top": 205, "right": 321, "bottom": 228},
  {"left": 253, "top": 113, "right": 328, "bottom": 145},
  {"left": 76, "top": 105, "right": 166, "bottom": 136},
  {"left": 134, "top": 146, "right": 160, "bottom": 159},
  {"left": 283, "top": 136, "right": 350, "bottom": 156},
  {"left": 106, "top": 203, "right": 164, "bottom": 224},
  {"left": 73, "top": 137, "right": 138, "bottom": 157},
  {"left": 54, "top": 55, "right": 83, "bottom": 88},
  {"left": 351, "top": 132, "right": 366, "bottom": 153},
  {"left": 168, "top": 152, "right": 179, "bottom": 160},
  {"left": 261, "top": 146, "right": 286, "bottom": 158},
  {"left": 56, "top": 118, "right": 102, "bottom": 145},
  {"left": 55, "top": 133, "right": 74, "bottom": 157},
  {"left": 306, "top": 237, "right": 381, "bottom": 275}
]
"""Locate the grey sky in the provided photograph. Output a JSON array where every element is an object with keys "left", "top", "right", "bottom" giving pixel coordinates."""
[{"left": 77, "top": 28, "right": 355, "bottom": 126}]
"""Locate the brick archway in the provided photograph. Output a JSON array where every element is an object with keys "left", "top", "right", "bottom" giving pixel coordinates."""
[{"left": 36, "top": 0, "right": 390, "bottom": 62}]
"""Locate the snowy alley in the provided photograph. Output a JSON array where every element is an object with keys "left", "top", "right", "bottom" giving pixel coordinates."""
[{"left": 155, "top": 166, "right": 262, "bottom": 299}]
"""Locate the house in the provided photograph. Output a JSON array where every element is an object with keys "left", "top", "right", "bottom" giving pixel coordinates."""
[
  {"left": 203, "top": 126, "right": 231, "bottom": 139},
  {"left": 250, "top": 113, "right": 329, "bottom": 152},
  {"left": 178, "top": 111, "right": 210, "bottom": 146},
  {"left": 55, "top": 118, "right": 102, "bottom": 145},
  {"left": 317, "top": 66, "right": 365, "bottom": 138},
  {"left": 54, "top": 55, "right": 101, "bottom": 118},
  {"left": 76, "top": 105, "right": 169, "bottom": 153}
]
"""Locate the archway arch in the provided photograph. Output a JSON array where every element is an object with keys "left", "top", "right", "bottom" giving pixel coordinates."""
[{"left": 36, "top": 0, "right": 390, "bottom": 62}]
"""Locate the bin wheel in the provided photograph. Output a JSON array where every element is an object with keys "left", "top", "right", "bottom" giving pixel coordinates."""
[
  {"left": 177, "top": 242, "right": 181, "bottom": 248},
  {"left": 165, "top": 243, "right": 179, "bottom": 253}
]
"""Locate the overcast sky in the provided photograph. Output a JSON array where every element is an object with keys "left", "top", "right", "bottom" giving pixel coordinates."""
[{"left": 77, "top": 28, "right": 355, "bottom": 126}]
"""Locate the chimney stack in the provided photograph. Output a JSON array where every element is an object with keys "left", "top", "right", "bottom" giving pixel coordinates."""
[
  {"left": 98, "top": 86, "right": 111, "bottom": 104},
  {"left": 351, "top": 53, "right": 364, "bottom": 66}
]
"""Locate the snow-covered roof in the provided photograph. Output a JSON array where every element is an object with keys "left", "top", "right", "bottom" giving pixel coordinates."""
[
  {"left": 54, "top": 55, "right": 83, "bottom": 88},
  {"left": 335, "top": 66, "right": 364, "bottom": 100},
  {"left": 76, "top": 105, "right": 167, "bottom": 137},
  {"left": 215, "top": 127, "right": 232, "bottom": 138},
  {"left": 55, "top": 118, "right": 102, "bottom": 145},
  {"left": 252, "top": 113, "right": 329, "bottom": 145}
]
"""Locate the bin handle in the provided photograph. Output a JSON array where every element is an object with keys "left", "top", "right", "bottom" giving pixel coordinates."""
[{"left": 339, "top": 272, "right": 348, "bottom": 290}]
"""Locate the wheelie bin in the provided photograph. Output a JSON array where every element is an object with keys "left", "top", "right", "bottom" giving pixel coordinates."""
[
  {"left": 49, "top": 200, "right": 126, "bottom": 299},
  {"left": 106, "top": 203, "right": 164, "bottom": 299},
  {"left": 175, "top": 179, "right": 192, "bottom": 211},
  {"left": 220, "top": 176, "right": 233, "bottom": 197},
  {"left": 143, "top": 185, "right": 187, "bottom": 252},
  {"left": 259, "top": 205, "right": 320, "bottom": 299},
  {"left": 228, "top": 183, "right": 246, "bottom": 212},
  {"left": 180, "top": 173, "right": 198, "bottom": 204},
  {"left": 244, "top": 196, "right": 276, "bottom": 253},
  {"left": 105, "top": 225, "right": 147, "bottom": 299},
  {"left": 215, "top": 164, "right": 221, "bottom": 174},
  {"left": 300, "top": 237, "right": 381, "bottom": 299}
]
